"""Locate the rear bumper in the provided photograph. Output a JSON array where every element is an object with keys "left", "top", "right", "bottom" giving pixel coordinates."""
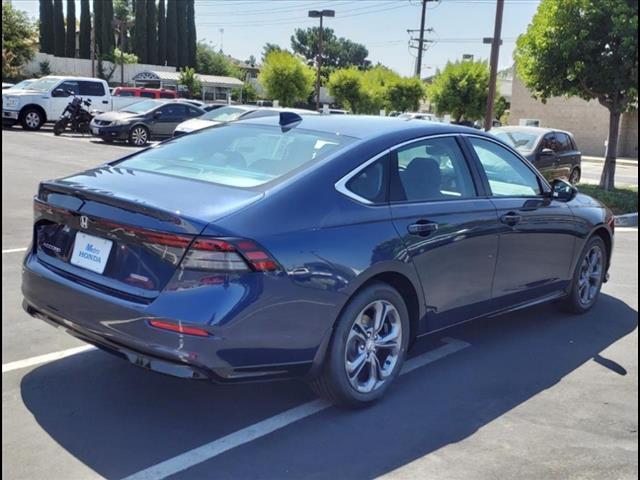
[{"left": 21, "top": 252, "right": 334, "bottom": 382}]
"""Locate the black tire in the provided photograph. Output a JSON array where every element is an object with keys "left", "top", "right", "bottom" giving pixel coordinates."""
[
  {"left": 309, "top": 282, "right": 410, "bottom": 408},
  {"left": 20, "top": 108, "right": 44, "bottom": 130},
  {"left": 569, "top": 167, "right": 581, "bottom": 185},
  {"left": 559, "top": 236, "right": 607, "bottom": 314},
  {"left": 53, "top": 118, "right": 67, "bottom": 136},
  {"left": 128, "top": 125, "right": 149, "bottom": 146}
]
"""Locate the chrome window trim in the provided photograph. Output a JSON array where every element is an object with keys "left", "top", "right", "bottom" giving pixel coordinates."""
[{"left": 334, "top": 133, "right": 461, "bottom": 206}]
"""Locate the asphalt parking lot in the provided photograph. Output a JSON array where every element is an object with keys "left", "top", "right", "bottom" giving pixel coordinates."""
[{"left": 2, "top": 127, "right": 638, "bottom": 480}]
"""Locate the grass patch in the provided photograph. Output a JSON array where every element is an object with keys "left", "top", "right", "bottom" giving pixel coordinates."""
[{"left": 577, "top": 184, "right": 638, "bottom": 215}]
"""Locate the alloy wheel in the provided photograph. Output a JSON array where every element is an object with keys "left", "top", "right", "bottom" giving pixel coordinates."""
[
  {"left": 25, "top": 112, "right": 41, "bottom": 129},
  {"left": 131, "top": 127, "right": 148, "bottom": 146},
  {"left": 344, "top": 300, "right": 402, "bottom": 394},
  {"left": 578, "top": 245, "right": 603, "bottom": 306}
]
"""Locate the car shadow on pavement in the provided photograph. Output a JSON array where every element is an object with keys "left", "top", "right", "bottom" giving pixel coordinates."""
[{"left": 21, "top": 294, "right": 637, "bottom": 479}]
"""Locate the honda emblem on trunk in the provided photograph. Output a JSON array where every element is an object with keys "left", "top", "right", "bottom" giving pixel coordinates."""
[{"left": 79, "top": 215, "right": 89, "bottom": 229}]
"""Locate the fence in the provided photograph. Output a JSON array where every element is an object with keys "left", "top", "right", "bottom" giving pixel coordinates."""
[{"left": 23, "top": 53, "right": 175, "bottom": 85}]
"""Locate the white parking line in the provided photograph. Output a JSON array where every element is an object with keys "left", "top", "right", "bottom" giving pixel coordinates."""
[
  {"left": 122, "top": 337, "right": 470, "bottom": 480},
  {"left": 2, "top": 345, "right": 96, "bottom": 374},
  {"left": 2, "top": 247, "right": 27, "bottom": 254}
]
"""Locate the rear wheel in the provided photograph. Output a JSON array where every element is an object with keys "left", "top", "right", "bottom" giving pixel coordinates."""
[
  {"left": 309, "top": 283, "right": 409, "bottom": 408},
  {"left": 559, "top": 236, "right": 606, "bottom": 314},
  {"left": 20, "top": 108, "right": 44, "bottom": 130},
  {"left": 128, "top": 125, "right": 149, "bottom": 146},
  {"left": 569, "top": 167, "right": 581, "bottom": 185}
]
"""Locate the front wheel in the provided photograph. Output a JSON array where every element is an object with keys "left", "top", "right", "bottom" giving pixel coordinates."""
[
  {"left": 559, "top": 236, "right": 607, "bottom": 314},
  {"left": 53, "top": 118, "right": 68, "bottom": 136},
  {"left": 128, "top": 125, "right": 149, "bottom": 146},
  {"left": 20, "top": 108, "right": 44, "bottom": 130},
  {"left": 309, "top": 283, "right": 410, "bottom": 408}
]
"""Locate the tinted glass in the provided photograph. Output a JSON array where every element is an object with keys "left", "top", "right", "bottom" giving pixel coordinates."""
[
  {"left": 116, "top": 90, "right": 135, "bottom": 97},
  {"left": 140, "top": 91, "right": 156, "bottom": 98},
  {"left": 160, "top": 92, "right": 175, "bottom": 98},
  {"left": 470, "top": 137, "right": 541, "bottom": 197},
  {"left": 201, "top": 106, "right": 251, "bottom": 122},
  {"left": 79, "top": 81, "right": 105, "bottom": 96},
  {"left": 541, "top": 133, "right": 557, "bottom": 151},
  {"left": 58, "top": 80, "right": 79, "bottom": 94},
  {"left": 555, "top": 132, "right": 572, "bottom": 152},
  {"left": 491, "top": 129, "right": 538, "bottom": 151},
  {"left": 118, "top": 124, "right": 356, "bottom": 188},
  {"left": 158, "top": 104, "right": 188, "bottom": 117},
  {"left": 347, "top": 159, "right": 386, "bottom": 203},
  {"left": 394, "top": 137, "right": 476, "bottom": 202},
  {"left": 121, "top": 100, "right": 164, "bottom": 113},
  {"left": 188, "top": 106, "right": 203, "bottom": 117}
]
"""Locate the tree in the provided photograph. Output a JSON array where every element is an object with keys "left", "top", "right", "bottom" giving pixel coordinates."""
[
  {"left": 291, "top": 27, "right": 370, "bottom": 70},
  {"left": 39, "top": 0, "right": 55, "bottom": 54},
  {"left": 196, "top": 42, "right": 243, "bottom": 78},
  {"left": 494, "top": 95, "right": 509, "bottom": 122},
  {"left": 261, "top": 42, "right": 283, "bottom": 62},
  {"left": 186, "top": 0, "right": 197, "bottom": 68},
  {"left": 133, "top": 0, "right": 147, "bottom": 63},
  {"left": 178, "top": 66, "right": 201, "bottom": 98},
  {"left": 53, "top": 0, "right": 66, "bottom": 57},
  {"left": 360, "top": 65, "right": 401, "bottom": 113},
  {"left": 93, "top": 0, "right": 103, "bottom": 55},
  {"left": 102, "top": 0, "right": 115, "bottom": 56},
  {"left": 3, "top": 3, "right": 37, "bottom": 78},
  {"left": 175, "top": 0, "right": 187, "bottom": 67},
  {"left": 259, "top": 50, "right": 314, "bottom": 107},
  {"left": 232, "top": 82, "right": 258, "bottom": 103},
  {"left": 157, "top": 0, "right": 166, "bottom": 65},
  {"left": 428, "top": 60, "right": 489, "bottom": 122},
  {"left": 65, "top": 0, "right": 76, "bottom": 57},
  {"left": 384, "top": 77, "right": 426, "bottom": 112},
  {"left": 165, "top": 0, "right": 177, "bottom": 66},
  {"left": 515, "top": 0, "right": 638, "bottom": 191},
  {"left": 78, "top": 0, "right": 91, "bottom": 59},
  {"left": 146, "top": 0, "right": 157, "bottom": 64},
  {"left": 328, "top": 68, "right": 365, "bottom": 113}
]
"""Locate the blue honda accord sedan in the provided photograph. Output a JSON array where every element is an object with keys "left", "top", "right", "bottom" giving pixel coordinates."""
[{"left": 22, "top": 114, "right": 614, "bottom": 407}]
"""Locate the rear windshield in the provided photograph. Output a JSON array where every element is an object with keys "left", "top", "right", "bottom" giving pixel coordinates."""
[
  {"left": 491, "top": 130, "right": 539, "bottom": 151},
  {"left": 117, "top": 124, "right": 357, "bottom": 188}
]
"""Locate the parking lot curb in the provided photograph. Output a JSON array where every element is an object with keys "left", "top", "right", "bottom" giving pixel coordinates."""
[
  {"left": 615, "top": 213, "right": 639, "bottom": 227},
  {"left": 582, "top": 157, "right": 638, "bottom": 167}
]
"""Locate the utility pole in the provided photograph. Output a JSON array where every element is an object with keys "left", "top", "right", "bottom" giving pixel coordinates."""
[
  {"left": 484, "top": 0, "right": 505, "bottom": 131},
  {"left": 113, "top": 19, "right": 135, "bottom": 86},
  {"left": 415, "top": 0, "right": 427, "bottom": 77},
  {"left": 308, "top": 9, "right": 335, "bottom": 111},
  {"left": 90, "top": 12, "right": 95, "bottom": 77}
]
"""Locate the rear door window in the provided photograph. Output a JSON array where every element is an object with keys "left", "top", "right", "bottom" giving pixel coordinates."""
[
  {"left": 346, "top": 157, "right": 388, "bottom": 204},
  {"left": 78, "top": 81, "right": 106, "bottom": 96},
  {"left": 140, "top": 91, "right": 156, "bottom": 98},
  {"left": 555, "top": 132, "right": 572, "bottom": 152}
]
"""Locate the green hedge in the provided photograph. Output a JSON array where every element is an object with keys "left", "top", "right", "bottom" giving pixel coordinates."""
[{"left": 578, "top": 184, "right": 638, "bottom": 215}]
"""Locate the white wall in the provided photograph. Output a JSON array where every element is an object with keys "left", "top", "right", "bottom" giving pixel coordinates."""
[{"left": 23, "top": 53, "right": 175, "bottom": 85}]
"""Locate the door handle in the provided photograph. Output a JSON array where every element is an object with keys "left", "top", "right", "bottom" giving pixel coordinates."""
[
  {"left": 500, "top": 212, "right": 522, "bottom": 226},
  {"left": 102, "top": 100, "right": 108, "bottom": 104},
  {"left": 408, "top": 221, "right": 439, "bottom": 236}
]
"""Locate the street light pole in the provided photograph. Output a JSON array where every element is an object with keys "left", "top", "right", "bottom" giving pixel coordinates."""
[{"left": 308, "top": 9, "right": 335, "bottom": 111}]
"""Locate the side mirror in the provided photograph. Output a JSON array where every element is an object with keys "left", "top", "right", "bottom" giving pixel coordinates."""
[
  {"left": 52, "top": 88, "right": 69, "bottom": 98},
  {"left": 540, "top": 148, "right": 555, "bottom": 156},
  {"left": 550, "top": 178, "right": 578, "bottom": 202}
]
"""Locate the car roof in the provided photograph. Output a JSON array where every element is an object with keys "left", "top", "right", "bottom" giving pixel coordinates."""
[
  {"left": 493, "top": 125, "right": 573, "bottom": 136},
  {"left": 240, "top": 114, "right": 484, "bottom": 140},
  {"left": 42, "top": 76, "right": 107, "bottom": 82}
]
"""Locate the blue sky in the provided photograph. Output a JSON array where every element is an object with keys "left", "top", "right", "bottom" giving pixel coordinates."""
[{"left": 12, "top": 0, "right": 541, "bottom": 76}]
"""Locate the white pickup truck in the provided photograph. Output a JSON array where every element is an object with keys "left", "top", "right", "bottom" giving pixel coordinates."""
[{"left": 2, "top": 76, "right": 147, "bottom": 130}]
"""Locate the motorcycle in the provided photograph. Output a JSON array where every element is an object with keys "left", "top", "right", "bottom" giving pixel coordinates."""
[{"left": 53, "top": 92, "right": 94, "bottom": 136}]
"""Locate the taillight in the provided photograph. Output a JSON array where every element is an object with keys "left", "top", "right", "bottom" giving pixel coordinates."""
[{"left": 180, "top": 237, "right": 280, "bottom": 272}]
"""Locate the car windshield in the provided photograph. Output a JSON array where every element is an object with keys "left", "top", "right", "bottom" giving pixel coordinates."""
[
  {"left": 117, "top": 124, "right": 357, "bottom": 188},
  {"left": 491, "top": 130, "right": 539, "bottom": 151},
  {"left": 22, "top": 78, "right": 61, "bottom": 92},
  {"left": 121, "top": 100, "right": 164, "bottom": 114},
  {"left": 201, "top": 106, "right": 252, "bottom": 122}
]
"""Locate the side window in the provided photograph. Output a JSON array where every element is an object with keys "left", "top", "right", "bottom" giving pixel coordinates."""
[
  {"left": 160, "top": 92, "right": 175, "bottom": 99},
  {"left": 346, "top": 158, "right": 387, "bottom": 204},
  {"left": 469, "top": 137, "right": 541, "bottom": 197},
  {"left": 58, "top": 80, "right": 79, "bottom": 95},
  {"left": 392, "top": 137, "right": 476, "bottom": 202},
  {"left": 541, "top": 133, "right": 557, "bottom": 151},
  {"left": 158, "top": 104, "right": 187, "bottom": 118},
  {"left": 555, "top": 133, "right": 572, "bottom": 152},
  {"left": 78, "top": 81, "right": 105, "bottom": 96},
  {"left": 188, "top": 107, "right": 203, "bottom": 117},
  {"left": 140, "top": 91, "right": 156, "bottom": 98}
]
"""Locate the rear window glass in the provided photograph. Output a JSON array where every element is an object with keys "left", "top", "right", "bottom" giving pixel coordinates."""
[
  {"left": 117, "top": 124, "right": 357, "bottom": 188},
  {"left": 140, "top": 91, "right": 156, "bottom": 98},
  {"left": 79, "top": 81, "right": 106, "bottom": 96}
]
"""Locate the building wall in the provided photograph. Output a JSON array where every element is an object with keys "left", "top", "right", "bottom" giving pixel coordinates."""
[
  {"left": 509, "top": 75, "right": 637, "bottom": 158},
  {"left": 24, "top": 53, "right": 175, "bottom": 86}
]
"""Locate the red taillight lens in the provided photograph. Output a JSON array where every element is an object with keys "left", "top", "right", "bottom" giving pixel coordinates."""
[
  {"left": 149, "top": 319, "right": 210, "bottom": 337},
  {"left": 180, "top": 237, "right": 280, "bottom": 273}
]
